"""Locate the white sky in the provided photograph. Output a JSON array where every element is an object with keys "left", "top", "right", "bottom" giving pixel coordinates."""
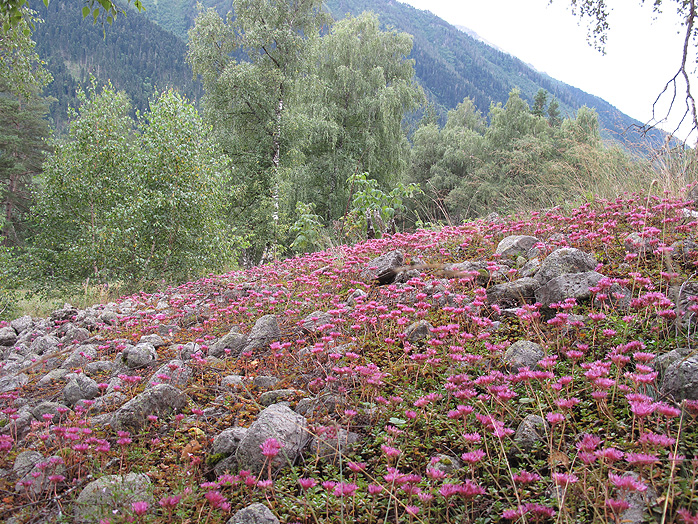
[{"left": 400, "top": 0, "right": 696, "bottom": 142}]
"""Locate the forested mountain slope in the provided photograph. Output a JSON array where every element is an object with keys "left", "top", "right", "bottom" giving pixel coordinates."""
[
  {"left": 134, "top": 0, "right": 664, "bottom": 147},
  {"left": 32, "top": 0, "right": 203, "bottom": 130}
]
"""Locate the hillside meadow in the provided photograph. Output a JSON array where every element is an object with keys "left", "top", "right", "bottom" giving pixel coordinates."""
[{"left": 1, "top": 190, "right": 697, "bottom": 523}]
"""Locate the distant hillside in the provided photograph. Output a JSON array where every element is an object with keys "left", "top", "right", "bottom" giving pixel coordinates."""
[
  {"left": 325, "top": 0, "right": 665, "bottom": 147},
  {"left": 32, "top": 0, "right": 202, "bottom": 131},
  {"left": 32, "top": 0, "right": 664, "bottom": 147}
]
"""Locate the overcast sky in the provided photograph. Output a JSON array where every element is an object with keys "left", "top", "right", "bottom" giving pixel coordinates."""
[{"left": 399, "top": 0, "right": 696, "bottom": 141}]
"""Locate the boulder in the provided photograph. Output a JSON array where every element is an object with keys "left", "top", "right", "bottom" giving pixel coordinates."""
[
  {"left": 111, "top": 384, "right": 188, "bottom": 433},
  {"left": 360, "top": 250, "right": 404, "bottom": 285},
  {"left": 513, "top": 414, "right": 549, "bottom": 452},
  {"left": 661, "top": 356, "right": 698, "bottom": 401},
  {"left": 244, "top": 315, "right": 281, "bottom": 352},
  {"left": 487, "top": 278, "right": 540, "bottom": 308},
  {"left": 504, "top": 341, "right": 544, "bottom": 372},
  {"left": 235, "top": 403, "right": 308, "bottom": 475},
  {"left": 62, "top": 345, "right": 98, "bottom": 370},
  {"left": 496, "top": 235, "right": 539, "bottom": 259},
  {"left": 213, "top": 427, "right": 249, "bottom": 455},
  {"left": 0, "top": 326, "right": 17, "bottom": 346},
  {"left": 29, "top": 334, "right": 60, "bottom": 355},
  {"left": 300, "top": 311, "right": 334, "bottom": 333},
  {"left": 227, "top": 503, "right": 279, "bottom": 524},
  {"left": 148, "top": 359, "right": 191, "bottom": 388},
  {"left": 209, "top": 330, "right": 248, "bottom": 358},
  {"left": 63, "top": 374, "right": 100, "bottom": 406},
  {"left": 123, "top": 342, "right": 157, "bottom": 369},
  {"left": 534, "top": 248, "right": 597, "bottom": 285},
  {"left": 73, "top": 473, "right": 152, "bottom": 524},
  {"left": 534, "top": 271, "right": 605, "bottom": 307},
  {"left": 403, "top": 320, "right": 434, "bottom": 343}
]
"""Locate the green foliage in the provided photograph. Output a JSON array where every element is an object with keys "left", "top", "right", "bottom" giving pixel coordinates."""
[
  {"left": 31, "top": 82, "right": 239, "bottom": 285},
  {"left": 0, "top": 0, "right": 144, "bottom": 31},
  {"left": 343, "top": 172, "right": 421, "bottom": 240},
  {"left": 289, "top": 201, "right": 327, "bottom": 254}
]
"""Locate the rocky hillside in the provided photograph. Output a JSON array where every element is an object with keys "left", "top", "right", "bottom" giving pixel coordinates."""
[{"left": 1, "top": 190, "right": 698, "bottom": 523}]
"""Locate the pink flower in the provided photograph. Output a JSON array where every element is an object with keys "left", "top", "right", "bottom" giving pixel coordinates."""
[
  {"left": 260, "top": 437, "right": 282, "bottom": 458},
  {"left": 552, "top": 472, "right": 578, "bottom": 487},
  {"left": 609, "top": 473, "right": 647, "bottom": 492},
  {"left": 131, "top": 501, "right": 149, "bottom": 516},
  {"left": 512, "top": 470, "right": 541, "bottom": 484},
  {"left": 381, "top": 444, "right": 402, "bottom": 458}
]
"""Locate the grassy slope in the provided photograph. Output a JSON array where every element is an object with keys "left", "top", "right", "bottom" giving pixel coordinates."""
[{"left": 1, "top": 193, "right": 698, "bottom": 523}]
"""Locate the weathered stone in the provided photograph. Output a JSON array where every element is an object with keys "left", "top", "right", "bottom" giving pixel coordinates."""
[
  {"left": 227, "top": 503, "right": 279, "bottom": 524},
  {"left": 174, "top": 341, "right": 202, "bottom": 360},
  {"left": 624, "top": 232, "right": 655, "bottom": 257},
  {"left": 403, "top": 320, "right": 433, "bottom": 343},
  {"left": 0, "top": 373, "right": 28, "bottom": 393},
  {"left": 29, "top": 334, "right": 60, "bottom": 355},
  {"left": 534, "top": 248, "right": 597, "bottom": 285},
  {"left": 209, "top": 330, "right": 248, "bottom": 358},
  {"left": 360, "top": 250, "right": 404, "bottom": 285},
  {"left": 310, "top": 428, "right": 361, "bottom": 463},
  {"left": 31, "top": 401, "right": 71, "bottom": 424},
  {"left": 259, "top": 389, "right": 300, "bottom": 406},
  {"left": 534, "top": 271, "right": 605, "bottom": 307},
  {"left": 0, "top": 326, "right": 17, "bottom": 346},
  {"left": 148, "top": 359, "right": 191, "bottom": 388},
  {"left": 73, "top": 473, "right": 152, "bottom": 524},
  {"left": 235, "top": 403, "right": 308, "bottom": 475},
  {"left": 429, "top": 454, "right": 462, "bottom": 474},
  {"left": 487, "top": 277, "right": 540, "bottom": 308},
  {"left": 253, "top": 376, "right": 279, "bottom": 389},
  {"left": 445, "top": 261, "right": 496, "bottom": 286},
  {"left": 503, "top": 340, "right": 544, "bottom": 372},
  {"left": 10, "top": 315, "right": 33, "bottom": 334},
  {"left": 213, "top": 427, "right": 248, "bottom": 455},
  {"left": 244, "top": 315, "right": 281, "bottom": 352},
  {"left": 496, "top": 235, "right": 539, "bottom": 259},
  {"left": 13, "top": 450, "right": 43, "bottom": 479},
  {"left": 50, "top": 304, "right": 78, "bottom": 322},
  {"left": 300, "top": 311, "right": 334, "bottom": 333},
  {"left": 661, "top": 355, "right": 698, "bottom": 401},
  {"left": 111, "top": 384, "right": 188, "bottom": 433},
  {"left": 513, "top": 414, "right": 549, "bottom": 451},
  {"left": 37, "top": 368, "right": 70, "bottom": 386},
  {"left": 139, "top": 334, "right": 165, "bottom": 347},
  {"left": 63, "top": 374, "right": 100, "bottom": 406},
  {"left": 62, "top": 345, "right": 98, "bottom": 370},
  {"left": 221, "top": 375, "right": 244, "bottom": 388},
  {"left": 123, "top": 342, "right": 157, "bottom": 369}
]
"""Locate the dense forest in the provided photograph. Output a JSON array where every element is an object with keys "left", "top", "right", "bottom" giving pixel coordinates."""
[{"left": 0, "top": 0, "right": 696, "bottom": 319}]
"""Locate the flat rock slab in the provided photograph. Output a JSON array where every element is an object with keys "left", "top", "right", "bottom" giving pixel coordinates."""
[{"left": 110, "top": 383, "right": 188, "bottom": 433}]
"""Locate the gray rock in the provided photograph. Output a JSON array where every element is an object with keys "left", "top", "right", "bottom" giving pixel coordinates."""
[
  {"left": 245, "top": 315, "right": 281, "bottom": 352},
  {"left": 13, "top": 450, "right": 44, "bottom": 478},
  {"left": 62, "top": 345, "right": 98, "bottom": 370},
  {"left": 148, "top": 359, "right": 191, "bottom": 388},
  {"left": 0, "top": 373, "right": 28, "bottom": 393},
  {"left": 124, "top": 342, "right": 157, "bottom": 368},
  {"left": 209, "top": 330, "right": 248, "bottom": 358},
  {"left": 253, "top": 375, "right": 280, "bottom": 389},
  {"left": 76, "top": 392, "right": 126, "bottom": 414},
  {"left": 11, "top": 315, "right": 33, "bottom": 334},
  {"left": 361, "top": 250, "right": 404, "bottom": 285},
  {"left": 661, "top": 355, "right": 698, "bottom": 401},
  {"left": 295, "top": 394, "right": 346, "bottom": 417},
  {"left": 259, "top": 389, "right": 299, "bottom": 406},
  {"left": 624, "top": 232, "right": 655, "bottom": 257},
  {"left": 0, "top": 326, "right": 17, "bottom": 346},
  {"left": 403, "top": 320, "right": 433, "bottom": 343},
  {"left": 310, "top": 428, "right": 361, "bottom": 463},
  {"left": 213, "top": 427, "right": 249, "bottom": 455},
  {"left": 31, "top": 401, "right": 71, "bottom": 424},
  {"left": 98, "top": 310, "right": 119, "bottom": 325},
  {"left": 73, "top": 473, "right": 152, "bottom": 524},
  {"left": 535, "top": 271, "right": 605, "bottom": 307},
  {"left": 671, "top": 239, "right": 698, "bottom": 269},
  {"left": 86, "top": 360, "right": 114, "bottom": 374},
  {"left": 29, "top": 334, "right": 60, "bottom": 355},
  {"left": 504, "top": 340, "right": 545, "bottom": 372},
  {"left": 37, "top": 368, "right": 70, "bottom": 386},
  {"left": 213, "top": 455, "right": 238, "bottom": 476},
  {"left": 50, "top": 304, "right": 78, "bottom": 322},
  {"left": 487, "top": 277, "right": 540, "bottom": 308},
  {"left": 62, "top": 325, "right": 91, "bottom": 343},
  {"left": 513, "top": 414, "right": 549, "bottom": 451},
  {"left": 688, "top": 183, "right": 698, "bottom": 202},
  {"left": 618, "top": 473, "right": 658, "bottom": 524},
  {"left": 235, "top": 403, "right": 308, "bottom": 475},
  {"left": 139, "top": 334, "right": 166, "bottom": 347},
  {"left": 534, "top": 248, "right": 597, "bottom": 285},
  {"left": 496, "top": 235, "right": 539, "bottom": 259},
  {"left": 654, "top": 348, "right": 691, "bottom": 379},
  {"left": 227, "top": 503, "right": 279, "bottom": 524},
  {"left": 1, "top": 408, "right": 34, "bottom": 441},
  {"left": 174, "top": 341, "right": 202, "bottom": 360},
  {"left": 157, "top": 324, "right": 180, "bottom": 337},
  {"left": 15, "top": 453, "right": 66, "bottom": 498},
  {"left": 429, "top": 454, "right": 462, "bottom": 474},
  {"left": 111, "top": 383, "right": 188, "bottom": 433},
  {"left": 221, "top": 375, "right": 244, "bottom": 388},
  {"left": 346, "top": 289, "right": 367, "bottom": 306},
  {"left": 445, "top": 261, "right": 495, "bottom": 286},
  {"left": 301, "top": 311, "right": 334, "bottom": 333},
  {"left": 63, "top": 374, "right": 100, "bottom": 406}
]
